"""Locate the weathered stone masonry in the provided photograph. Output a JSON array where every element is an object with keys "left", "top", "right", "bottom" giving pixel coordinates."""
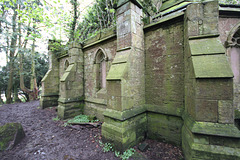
[{"left": 41, "top": 0, "right": 240, "bottom": 159}]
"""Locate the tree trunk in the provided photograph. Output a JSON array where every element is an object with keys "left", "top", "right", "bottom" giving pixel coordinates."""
[
  {"left": 13, "top": 85, "right": 20, "bottom": 103},
  {"left": 6, "top": 5, "right": 18, "bottom": 104},
  {"left": 0, "top": 86, "right": 3, "bottom": 104},
  {"left": 18, "top": 12, "right": 37, "bottom": 101},
  {"left": 70, "top": 0, "right": 78, "bottom": 41},
  {"left": 30, "top": 25, "right": 38, "bottom": 100}
]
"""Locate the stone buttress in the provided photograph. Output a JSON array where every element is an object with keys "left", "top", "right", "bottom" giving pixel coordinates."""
[
  {"left": 101, "top": 0, "right": 146, "bottom": 151},
  {"left": 40, "top": 40, "right": 60, "bottom": 108},
  {"left": 57, "top": 42, "right": 84, "bottom": 119},
  {"left": 182, "top": 1, "right": 240, "bottom": 159}
]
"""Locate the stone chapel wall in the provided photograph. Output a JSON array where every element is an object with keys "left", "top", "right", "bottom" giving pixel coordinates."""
[
  {"left": 144, "top": 17, "right": 184, "bottom": 145},
  {"left": 59, "top": 57, "right": 70, "bottom": 78},
  {"left": 40, "top": 1, "right": 240, "bottom": 158},
  {"left": 219, "top": 17, "right": 240, "bottom": 111},
  {"left": 82, "top": 29, "right": 117, "bottom": 120}
]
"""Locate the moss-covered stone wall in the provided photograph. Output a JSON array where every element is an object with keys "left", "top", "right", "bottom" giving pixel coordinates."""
[
  {"left": 144, "top": 18, "right": 184, "bottom": 144},
  {"left": 40, "top": 1, "right": 240, "bottom": 158},
  {"left": 219, "top": 17, "right": 240, "bottom": 111},
  {"left": 57, "top": 42, "right": 84, "bottom": 119},
  {"left": 219, "top": 18, "right": 240, "bottom": 45},
  {"left": 40, "top": 41, "right": 60, "bottom": 108},
  {"left": 59, "top": 57, "right": 70, "bottom": 78},
  {"left": 83, "top": 32, "right": 117, "bottom": 121}
]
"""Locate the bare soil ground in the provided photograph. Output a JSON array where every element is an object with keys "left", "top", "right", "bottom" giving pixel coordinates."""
[{"left": 0, "top": 101, "right": 184, "bottom": 160}]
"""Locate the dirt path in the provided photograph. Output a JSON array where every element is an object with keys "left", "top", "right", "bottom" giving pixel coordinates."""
[{"left": 0, "top": 101, "right": 183, "bottom": 160}]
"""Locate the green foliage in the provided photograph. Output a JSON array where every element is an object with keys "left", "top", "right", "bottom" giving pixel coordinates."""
[
  {"left": 63, "top": 122, "right": 69, "bottom": 127},
  {"left": 49, "top": 41, "right": 63, "bottom": 52},
  {"left": 115, "top": 150, "right": 121, "bottom": 157},
  {"left": 68, "top": 115, "right": 89, "bottom": 123},
  {"left": 121, "top": 148, "right": 135, "bottom": 160},
  {"left": 219, "top": 0, "right": 240, "bottom": 5},
  {"left": 67, "top": 114, "right": 99, "bottom": 124},
  {"left": 140, "top": 0, "right": 157, "bottom": 14},
  {"left": 0, "top": 51, "right": 48, "bottom": 102},
  {"left": 52, "top": 116, "right": 60, "bottom": 121},
  {"left": 99, "top": 140, "right": 114, "bottom": 152},
  {"left": 76, "top": 0, "right": 116, "bottom": 41},
  {"left": 103, "top": 142, "right": 114, "bottom": 152},
  {"left": 0, "top": 0, "right": 51, "bottom": 103},
  {"left": 235, "top": 109, "right": 240, "bottom": 119},
  {"left": 99, "top": 140, "right": 136, "bottom": 160}
]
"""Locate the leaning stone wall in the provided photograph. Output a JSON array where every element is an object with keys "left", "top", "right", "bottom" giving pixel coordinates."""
[{"left": 144, "top": 18, "right": 184, "bottom": 145}]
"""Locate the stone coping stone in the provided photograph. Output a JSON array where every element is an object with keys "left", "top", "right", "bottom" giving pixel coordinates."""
[
  {"left": 58, "top": 97, "right": 83, "bottom": 104},
  {"left": 154, "top": 1, "right": 191, "bottom": 18},
  {"left": 191, "top": 143, "right": 240, "bottom": 159},
  {"left": 183, "top": 112, "right": 240, "bottom": 138},
  {"left": 145, "top": 104, "right": 183, "bottom": 117},
  {"left": 104, "top": 105, "right": 146, "bottom": 121},
  {"left": 106, "top": 63, "right": 127, "bottom": 80},
  {"left": 189, "top": 37, "right": 225, "bottom": 56},
  {"left": 159, "top": 0, "right": 184, "bottom": 12},
  {"left": 103, "top": 104, "right": 184, "bottom": 121},
  {"left": 41, "top": 93, "right": 59, "bottom": 97},
  {"left": 85, "top": 97, "right": 107, "bottom": 105},
  {"left": 192, "top": 54, "right": 233, "bottom": 78},
  {"left": 117, "top": 0, "right": 143, "bottom": 9},
  {"left": 144, "top": 11, "right": 184, "bottom": 30},
  {"left": 83, "top": 26, "right": 116, "bottom": 49}
]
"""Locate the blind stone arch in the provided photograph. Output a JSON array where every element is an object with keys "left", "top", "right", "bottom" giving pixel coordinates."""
[
  {"left": 64, "top": 59, "right": 70, "bottom": 71},
  {"left": 94, "top": 48, "right": 107, "bottom": 91},
  {"left": 226, "top": 23, "right": 240, "bottom": 110}
]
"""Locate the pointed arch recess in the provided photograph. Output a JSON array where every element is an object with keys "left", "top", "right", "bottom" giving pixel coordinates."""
[
  {"left": 226, "top": 22, "right": 240, "bottom": 48},
  {"left": 94, "top": 48, "right": 108, "bottom": 91},
  {"left": 64, "top": 59, "right": 70, "bottom": 71}
]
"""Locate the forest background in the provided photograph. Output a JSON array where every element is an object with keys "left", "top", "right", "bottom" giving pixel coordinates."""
[{"left": 0, "top": 0, "right": 116, "bottom": 104}]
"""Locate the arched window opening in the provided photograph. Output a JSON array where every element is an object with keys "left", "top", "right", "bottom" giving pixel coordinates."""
[
  {"left": 228, "top": 27, "right": 240, "bottom": 110},
  {"left": 229, "top": 29, "right": 240, "bottom": 83},
  {"left": 64, "top": 60, "right": 69, "bottom": 71},
  {"left": 95, "top": 50, "right": 107, "bottom": 91},
  {"left": 231, "top": 29, "right": 240, "bottom": 47}
]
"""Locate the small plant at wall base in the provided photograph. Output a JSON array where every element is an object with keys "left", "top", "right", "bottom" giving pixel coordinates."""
[
  {"left": 63, "top": 122, "right": 69, "bottom": 127},
  {"left": 67, "top": 114, "right": 99, "bottom": 124},
  {"left": 52, "top": 116, "right": 60, "bottom": 121},
  {"left": 99, "top": 141, "right": 114, "bottom": 152},
  {"left": 99, "top": 141, "right": 136, "bottom": 160}
]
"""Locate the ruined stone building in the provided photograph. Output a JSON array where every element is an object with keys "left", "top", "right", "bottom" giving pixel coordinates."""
[{"left": 40, "top": 0, "right": 240, "bottom": 159}]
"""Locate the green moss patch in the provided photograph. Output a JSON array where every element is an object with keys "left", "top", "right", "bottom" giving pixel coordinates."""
[{"left": 0, "top": 123, "right": 25, "bottom": 151}]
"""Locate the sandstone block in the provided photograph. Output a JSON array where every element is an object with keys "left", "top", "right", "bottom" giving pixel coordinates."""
[{"left": 0, "top": 123, "right": 25, "bottom": 151}]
